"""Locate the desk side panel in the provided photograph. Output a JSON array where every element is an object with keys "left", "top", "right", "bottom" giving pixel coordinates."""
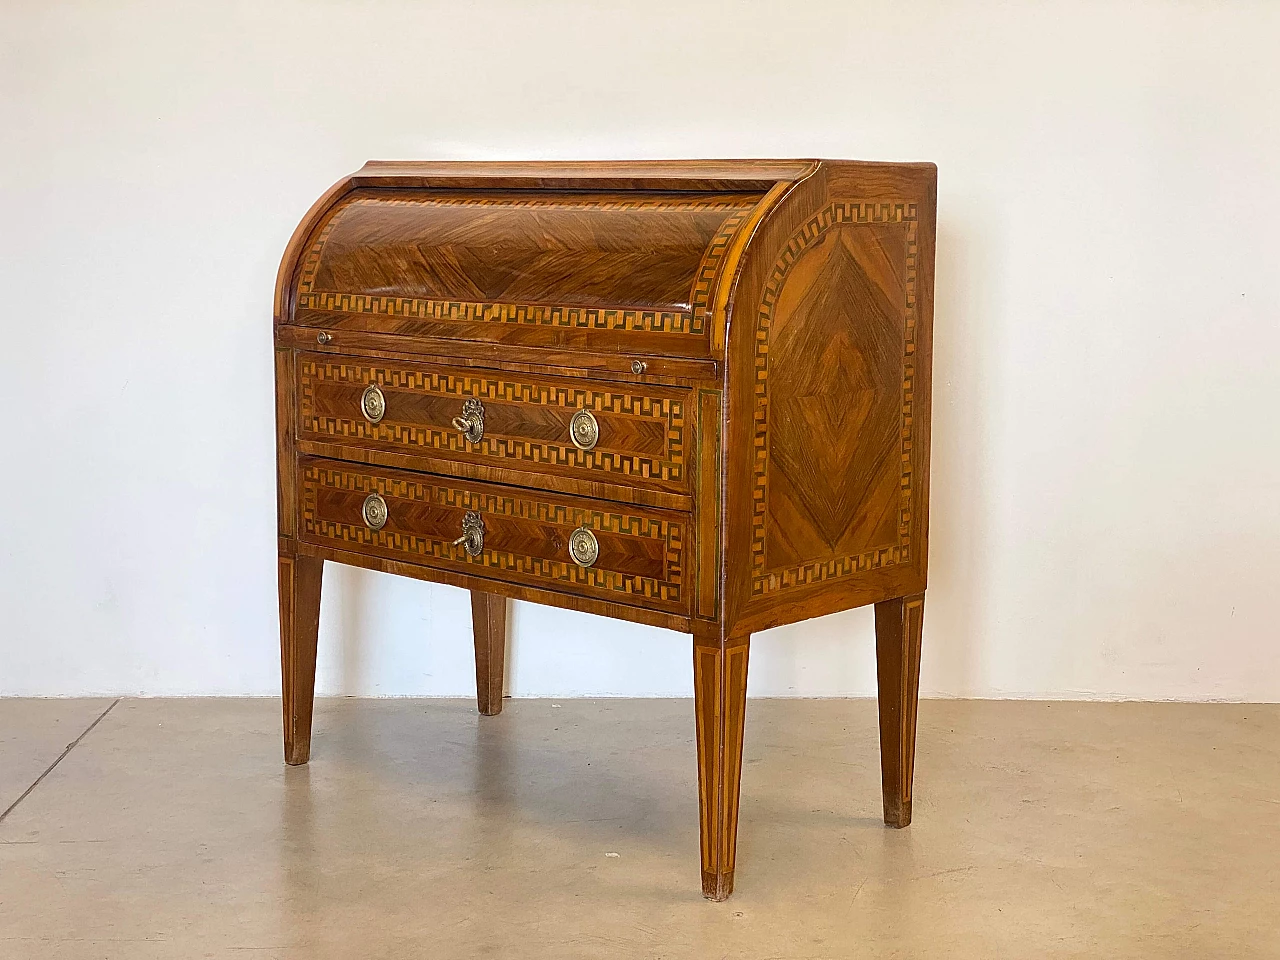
[{"left": 722, "top": 161, "right": 937, "bottom": 634}]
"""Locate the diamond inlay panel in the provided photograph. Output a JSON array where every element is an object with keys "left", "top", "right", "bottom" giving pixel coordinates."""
[{"left": 750, "top": 201, "right": 918, "bottom": 596}]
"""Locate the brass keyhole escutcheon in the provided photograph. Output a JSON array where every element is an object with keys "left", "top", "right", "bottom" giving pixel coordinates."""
[
  {"left": 451, "top": 398, "right": 485, "bottom": 443},
  {"left": 452, "top": 510, "right": 485, "bottom": 557},
  {"left": 362, "top": 493, "right": 388, "bottom": 531},
  {"left": 568, "top": 526, "right": 598, "bottom": 568},
  {"left": 569, "top": 408, "right": 599, "bottom": 451},
  {"left": 360, "top": 384, "right": 386, "bottom": 424}
]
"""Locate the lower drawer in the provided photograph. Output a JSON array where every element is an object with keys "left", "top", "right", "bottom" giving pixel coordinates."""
[{"left": 297, "top": 458, "right": 689, "bottom": 614}]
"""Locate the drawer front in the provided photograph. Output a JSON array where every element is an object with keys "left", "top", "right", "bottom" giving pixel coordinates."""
[
  {"left": 297, "top": 353, "right": 690, "bottom": 496},
  {"left": 298, "top": 459, "right": 689, "bottom": 614}
]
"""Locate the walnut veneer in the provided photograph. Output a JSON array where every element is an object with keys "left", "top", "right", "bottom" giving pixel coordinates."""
[{"left": 275, "top": 159, "right": 938, "bottom": 900}]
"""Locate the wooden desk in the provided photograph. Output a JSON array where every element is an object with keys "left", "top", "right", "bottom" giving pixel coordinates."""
[{"left": 274, "top": 159, "right": 937, "bottom": 899}]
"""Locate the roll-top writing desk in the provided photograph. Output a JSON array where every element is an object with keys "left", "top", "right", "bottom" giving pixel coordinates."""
[{"left": 275, "top": 159, "right": 937, "bottom": 900}]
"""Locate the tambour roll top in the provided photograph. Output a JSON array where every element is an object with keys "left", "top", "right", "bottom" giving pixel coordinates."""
[{"left": 277, "top": 161, "right": 817, "bottom": 357}]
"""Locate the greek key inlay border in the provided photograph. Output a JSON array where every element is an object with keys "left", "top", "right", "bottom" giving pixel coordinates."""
[{"left": 690, "top": 209, "right": 754, "bottom": 329}]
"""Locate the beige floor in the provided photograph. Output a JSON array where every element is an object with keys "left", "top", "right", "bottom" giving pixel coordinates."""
[{"left": 0, "top": 698, "right": 1277, "bottom": 959}]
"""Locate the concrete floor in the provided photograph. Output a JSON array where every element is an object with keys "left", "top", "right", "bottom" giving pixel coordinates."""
[{"left": 0, "top": 698, "right": 1277, "bottom": 959}]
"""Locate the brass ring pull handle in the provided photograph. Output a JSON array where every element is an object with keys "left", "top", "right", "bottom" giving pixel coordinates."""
[
  {"left": 362, "top": 493, "right": 388, "bottom": 531},
  {"left": 451, "top": 398, "right": 485, "bottom": 443},
  {"left": 569, "top": 408, "right": 599, "bottom": 451},
  {"left": 360, "top": 384, "right": 386, "bottom": 424},
  {"left": 568, "top": 526, "right": 598, "bottom": 568},
  {"left": 451, "top": 510, "right": 485, "bottom": 557}
]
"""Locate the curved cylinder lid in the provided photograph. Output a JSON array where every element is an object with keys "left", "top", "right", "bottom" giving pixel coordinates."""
[
  {"left": 279, "top": 160, "right": 818, "bottom": 354},
  {"left": 290, "top": 189, "right": 764, "bottom": 345}
]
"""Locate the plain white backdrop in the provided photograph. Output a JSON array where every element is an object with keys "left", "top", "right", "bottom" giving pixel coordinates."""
[{"left": 2, "top": 1, "right": 1277, "bottom": 700}]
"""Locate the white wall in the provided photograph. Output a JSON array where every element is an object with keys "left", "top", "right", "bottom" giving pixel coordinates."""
[{"left": 2, "top": 0, "right": 1277, "bottom": 700}]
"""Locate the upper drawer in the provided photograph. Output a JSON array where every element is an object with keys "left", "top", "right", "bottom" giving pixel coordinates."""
[
  {"left": 286, "top": 188, "right": 767, "bottom": 355},
  {"left": 295, "top": 352, "right": 692, "bottom": 498}
]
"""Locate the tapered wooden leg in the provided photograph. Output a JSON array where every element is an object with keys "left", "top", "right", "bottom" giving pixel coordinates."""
[
  {"left": 693, "top": 632, "right": 750, "bottom": 901},
  {"left": 470, "top": 590, "right": 507, "bottom": 716},
  {"left": 875, "top": 592, "right": 925, "bottom": 827},
  {"left": 279, "top": 552, "right": 323, "bottom": 765}
]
